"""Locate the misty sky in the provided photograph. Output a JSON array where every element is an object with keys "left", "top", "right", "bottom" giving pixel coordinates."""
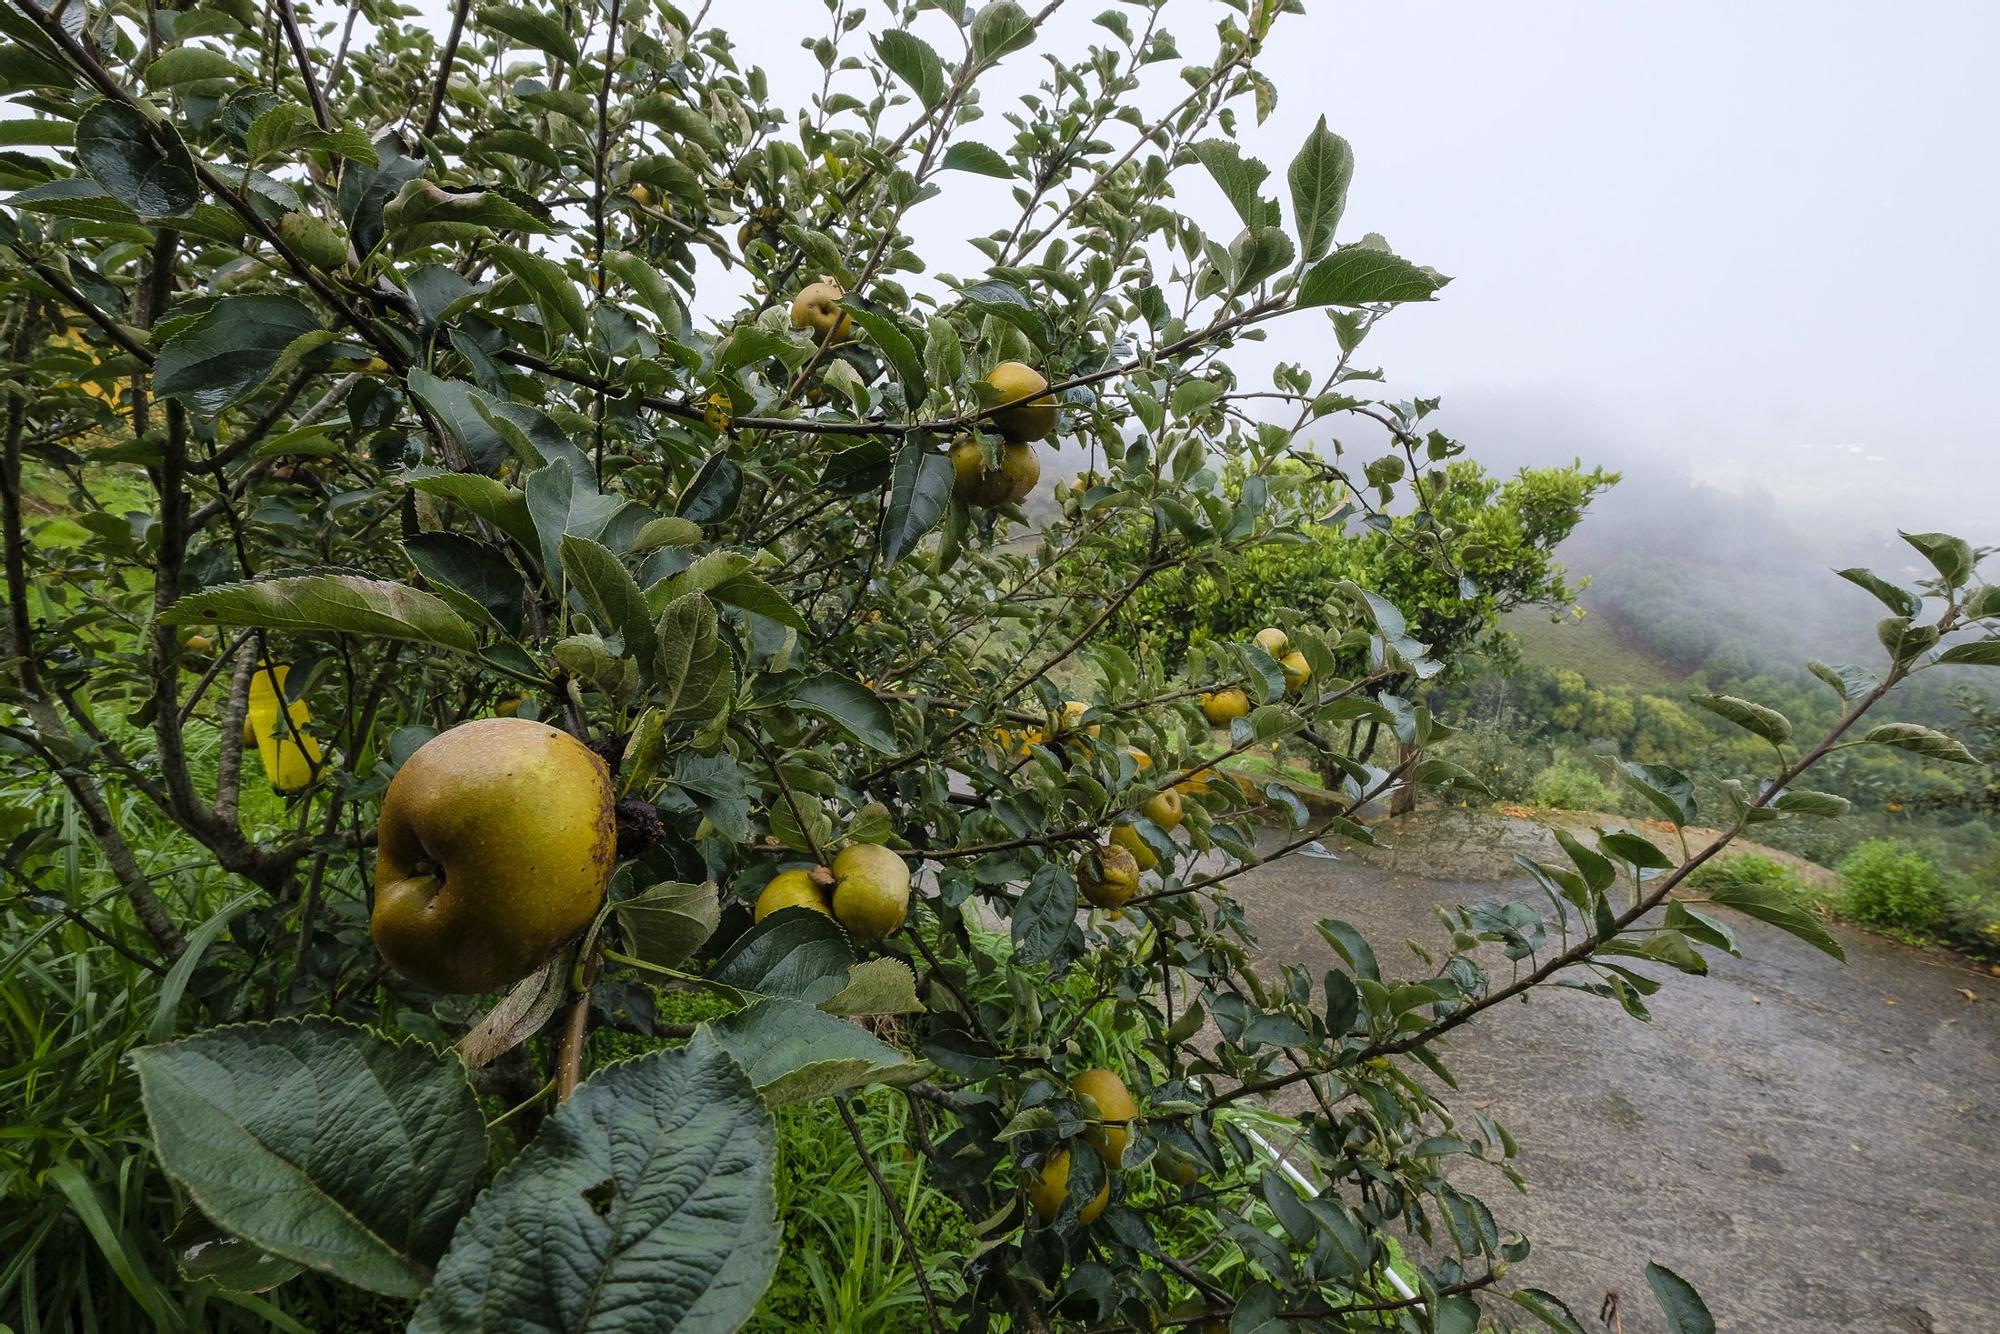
[{"left": 404, "top": 1, "right": 1999, "bottom": 540}]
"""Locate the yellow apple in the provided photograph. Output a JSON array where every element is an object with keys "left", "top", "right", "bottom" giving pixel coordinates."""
[
  {"left": 372, "top": 718, "right": 616, "bottom": 994},
  {"left": 1199, "top": 687, "right": 1250, "bottom": 727},
  {"left": 1026, "top": 1146, "right": 1108, "bottom": 1225},
  {"left": 1140, "top": 787, "right": 1183, "bottom": 833},
  {"left": 1253, "top": 626, "right": 1290, "bottom": 657},
  {"left": 789, "top": 278, "right": 852, "bottom": 344},
  {"left": 755, "top": 867, "right": 832, "bottom": 922},
  {"left": 830, "top": 842, "right": 910, "bottom": 942},
  {"left": 1077, "top": 843, "right": 1140, "bottom": 910},
  {"left": 1071, "top": 1068, "right": 1139, "bottom": 1167},
  {"left": 985, "top": 361, "right": 1056, "bottom": 442}
]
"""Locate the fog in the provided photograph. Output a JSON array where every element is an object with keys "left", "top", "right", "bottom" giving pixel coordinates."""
[{"left": 403, "top": 1, "right": 1999, "bottom": 546}]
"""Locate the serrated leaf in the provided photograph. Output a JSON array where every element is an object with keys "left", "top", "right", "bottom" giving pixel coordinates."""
[
  {"left": 132, "top": 1019, "right": 484, "bottom": 1298},
  {"left": 969, "top": 0, "right": 1037, "bottom": 60},
  {"left": 1645, "top": 1262, "right": 1716, "bottom": 1334},
  {"left": 709, "top": 908, "right": 854, "bottom": 1003},
  {"left": 161, "top": 575, "right": 478, "bottom": 651},
  {"left": 1598, "top": 828, "right": 1673, "bottom": 870},
  {"left": 560, "top": 534, "right": 655, "bottom": 667},
  {"left": 1858, "top": 722, "right": 1977, "bottom": 764},
  {"left": 1688, "top": 693, "right": 1792, "bottom": 745},
  {"left": 1900, "top": 530, "right": 1975, "bottom": 588},
  {"left": 146, "top": 46, "right": 243, "bottom": 87},
  {"left": 615, "top": 880, "right": 720, "bottom": 969},
  {"left": 474, "top": 3, "right": 581, "bottom": 65},
  {"left": 76, "top": 100, "right": 198, "bottom": 217},
  {"left": 818, "top": 957, "right": 922, "bottom": 1016},
  {"left": 939, "top": 141, "right": 1014, "bottom": 177},
  {"left": 708, "top": 572, "right": 808, "bottom": 633},
  {"left": 791, "top": 674, "right": 897, "bottom": 752},
  {"left": 875, "top": 30, "right": 947, "bottom": 109},
  {"left": 1701, "top": 880, "right": 1844, "bottom": 961},
  {"left": 1191, "top": 138, "right": 1276, "bottom": 228},
  {"left": 1834, "top": 567, "right": 1920, "bottom": 618},
  {"left": 654, "top": 592, "right": 734, "bottom": 722},
  {"left": 841, "top": 303, "right": 926, "bottom": 404},
  {"left": 1771, "top": 788, "right": 1850, "bottom": 818},
  {"left": 411, "top": 1035, "right": 777, "bottom": 1333},
  {"left": 879, "top": 440, "right": 952, "bottom": 567},
  {"left": 1287, "top": 115, "right": 1353, "bottom": 262},
  {"left": 1936, "top": 637, "right": 2000, "bottom": 666},
  {"left": 1617, "top": 761, "right": 1696, "bottom": 827},
  {"left": 154, "top": 295, "right": 321, "bottom": 415},
  {"left": 1807, "top": 659, "right": 1878, "bottom": 701},
  {"left": 406, "top": 469, "right": 537, "bottom": 550},
  {"left": 704, "top": 999, "right": 924, "bottom": 1105},
  {"left": 1297, "top": 242, "right": 1448, "bottom": 306},
  {"left": 489, "top": 240, "right": 586, "bottom": 336}
]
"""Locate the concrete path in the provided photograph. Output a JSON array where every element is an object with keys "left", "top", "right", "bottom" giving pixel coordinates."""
[{"left": 1227, "top": 837, "right": 2000, "bottom": 1332}]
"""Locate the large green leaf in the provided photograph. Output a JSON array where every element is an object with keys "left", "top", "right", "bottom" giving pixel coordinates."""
[
  {"left": 489, "top": 241, "right": 586, "bottom": 336},
  {"left": 1191, "top": 138, "right": 1277, "bottom": 229},
  {"left": 790, "top": 674, "right": 897, "bottom": 752},
  {"left": 145, "top": 47, "right": 244, "bottom": 88},
  {"left": 130, "top": 1019, "right": 484, "bottom": 1298},
  {"left": 1701, "top": 879, "right": 1844, "bottom": 961},
  {"left": 160, "top": 574, "right": 479, "bottom": 651},
  {"left": 1286, "top": 115, "right": 1353, "bottom": 262},
  {"left": 969, "top": 0, "right": 1037, "bottom": 60},
  {"left": 411, "top": 1036, "right": 778, "bottom": 1333},
  {"left": 75, "top": 100, "right": 198, "bottom": 217},
  {"left": 1297, "top": 239, "right": 1449, "bottom": 307},
  {"left": 709, "top": 909, "right": 855, "bottom": 1004},
  {"left": 702, "top": 998, "right": 926, "bottom": 1105},
  {"left": 614, "top": 880, "right": 720, "bottom": 969},
  {"left": 875, "top": 30, "right": 947, "bottom": 109},
  {"left": 154, "top": 295, "right": 322, "bottom": 415},
  {"left": 561, "top": 534, "right": 655, "bottom": 668},
  {"left": 654, "top": 591, "right": 734, "bottom": 722},
  {"left": 1858, "top": 722, "right": 1978, "bottom": 763},
  {"left": 1900, "top": 530, "right": 1975, "bottom": 588},
  {"left": 1688, "top": 692, "right": 1793, "bottom": 745},
  {"left": 841, "top": 303, "right": 926, "bottom": 404},
  {"left": 1644, "top": 1263, "right": 1716, "bottom": 1334},
  {"left": 879, "top": 440, "right": 952, "bottom": 566},
  {"left": 474, "top": 3, "right": 582, "bottom": 66},
  {"left": 406, "top": 469, "right": 538, "bottom": 550}
]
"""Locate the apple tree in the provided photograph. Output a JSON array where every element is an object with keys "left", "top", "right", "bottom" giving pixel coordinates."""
[{"left": 3, "top": 1, "right": 1996, "bottom": 1330}]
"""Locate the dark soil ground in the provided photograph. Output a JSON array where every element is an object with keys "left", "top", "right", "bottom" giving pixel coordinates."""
[{"left": 1226, "top": 815, "right": 2000, "bottom": 1333}]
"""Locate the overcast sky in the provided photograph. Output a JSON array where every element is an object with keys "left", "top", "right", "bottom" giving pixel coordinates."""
[{"left": 409, "top": 1, "right": 1999, "bottom": 539}]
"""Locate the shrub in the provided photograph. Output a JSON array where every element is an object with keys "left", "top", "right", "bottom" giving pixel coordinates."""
[
  {"left": 1837, "top": 840, "right": 1950, "bottom": 932},
  {"left": 1530, "top": 756, "right": 1616, "bottom": 811}
]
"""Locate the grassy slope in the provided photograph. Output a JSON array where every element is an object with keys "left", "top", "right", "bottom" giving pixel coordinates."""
[{"left": 1501, "top": 606, "right": 1686, "bottom": 691}]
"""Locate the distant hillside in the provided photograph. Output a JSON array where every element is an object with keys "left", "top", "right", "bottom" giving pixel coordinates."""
[{"left": 1501, "top": 606, "right": 1687, "bottom": 692}]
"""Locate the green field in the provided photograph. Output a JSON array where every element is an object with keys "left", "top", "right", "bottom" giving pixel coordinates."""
[{"left": 1501, "top": 605, "right": 1684, "bottom": 691}]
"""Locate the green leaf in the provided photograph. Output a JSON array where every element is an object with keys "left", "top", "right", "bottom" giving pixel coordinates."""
[
  {"left": 1297, "top": 241, "right": 1449, "bottom": 307},
  {"left": 1835, "top": 567, "right": 1920, "bottom": 618},
  {"left": 406, "top": 469, "right": 537, "bottom": 550},
  {"left": 632, "top": 516, "right": 703, "bottom": 552},
  {"left": 1315, "top": 918, "right": 1380, "bottom": 983},
  {"left": 1012, "top": 862, "right": 1078, "bottom": 962},
  {"left": 474, "top": 3, "right": 581, "bottom": 65},
  {"left": 939, "top": 141, "right": 1015, "bottom": 177},
  {"left": 1900, "top": 530, "right": 1975, "bottom": 588},
  {"left": 817, "top": 957, "right": 923, "bottom": 1016},
  {"left": 153, "top": 295, "right": 321, "bottom": 415},
  {"left": 1807, "top": 659, "right": 1877, "bottom": 701},
  {"left": 653, "top": 592, "right": 734, "bottom": 722},
  {"left": 411, "top": 1035, "right": 778, "bottom": 1333},
  {"left": 560, "top": 534, "right": 655, "bottom": 668},
  {"left": 1616, "top": 761, "right": 1695, "bottom": 828},
  {"left": 1598, "top": 828, "right": 1673, "bottom": 870},
  {"left": 385, "top": 181, "right": 552, "bottom": 246},
  {"left": 1170, "top": 377, "right": 1224, "bottom": 419},
  {"left": 1644, "top": 1263, "right": 1716, "bottom": 1334},
  {"left": 405, "top": 370, "right": 511, "bottom": 473},
  {"left": 145, "top": 47, "right": 244, "bottom": 87},
  {"left": 1554, "top": 828, "right": 1616, "bottom": 894},
  {"left": 1191, "top": 138, "right": 1276, "bottom": 229},
  {"left": 1857, "top": 722, "right": 1978, "bottom": 764},
  {"left": 1964, "top": 585, "right": 2000, "bottom": 619},
  {"left": 1771, "top": 788, "right": 1850, "bottom": 818},
  {"left": 1287, "top": 115, "right": 1353, "bottom": 262},
  {"left": 710, "top": 909, "right": 854, "bottom": 1004},
  {"left": 1688, "top": 693, "right": 1792, "bottom": 745},
  {"left": 1877, "top": 616, "right": 1940, "bottom": 664},
  {"left": 841, "top": 303, "right": 926, "bottom": 404},
  {"left": 791, "top": 674, "right": 897, "bottom": 752},
  {"left": 489, "top": 241, "right": 586, "bottom": 336},
  {"left": 970, "top": 0, "right": 1038, "bottom": 60},
  {"left": 160, "top": 575, "right": 478, "bottom": 652},
  {"left": 709, "top": 572, "right": 808, "bottom": 633},
  {"left": 875, "top": 30, "right": 947, "bottom": 109},
  {"left": 923, "top": 316, "right": 964, "bottom": 390},
  {"left": 131, "top": 1019, "right": 485, "bottom": 1299},
  {"left": 879, "top": 441, "right": 953, "bottom": 567},
  {"left": 615, "top": 881, "right": 720, "bottom": 969},
  {"left": 677, "top": 451, "right": 743, "bottom": 524},
  {"left": 75, "top": 100, "right": 199, "bottom": 217},
  {"left": 1701, "top": 880, "right": 1844, "bottom": 961},
  {"left": 1936, "top": 637, "right": 2000, "bottom": 666},
  {"left": 166, "top": 1210, "right": 302, "bottom": 1295},
  {"left": 704, "top": 999, "right": 925, "bottom": 1105}
]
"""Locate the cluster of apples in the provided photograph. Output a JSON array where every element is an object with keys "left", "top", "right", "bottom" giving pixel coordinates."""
[
  {"left": 1026, "top": 1067, "right": 1141, "bottom": 1225},
  {"left": 750, "top": 843, "right": 912, "bottom": 942},
  {"left": 1198, "top": 625, "right": 1310, "bottom": 728},
  {"left": 788, "top": 278, "right": 1058, "bottom": 510}
]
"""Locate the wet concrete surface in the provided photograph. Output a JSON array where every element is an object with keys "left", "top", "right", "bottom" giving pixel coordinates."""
[{"left": 1226, "top": 840, "right": 2000, "bottom": 1332}]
